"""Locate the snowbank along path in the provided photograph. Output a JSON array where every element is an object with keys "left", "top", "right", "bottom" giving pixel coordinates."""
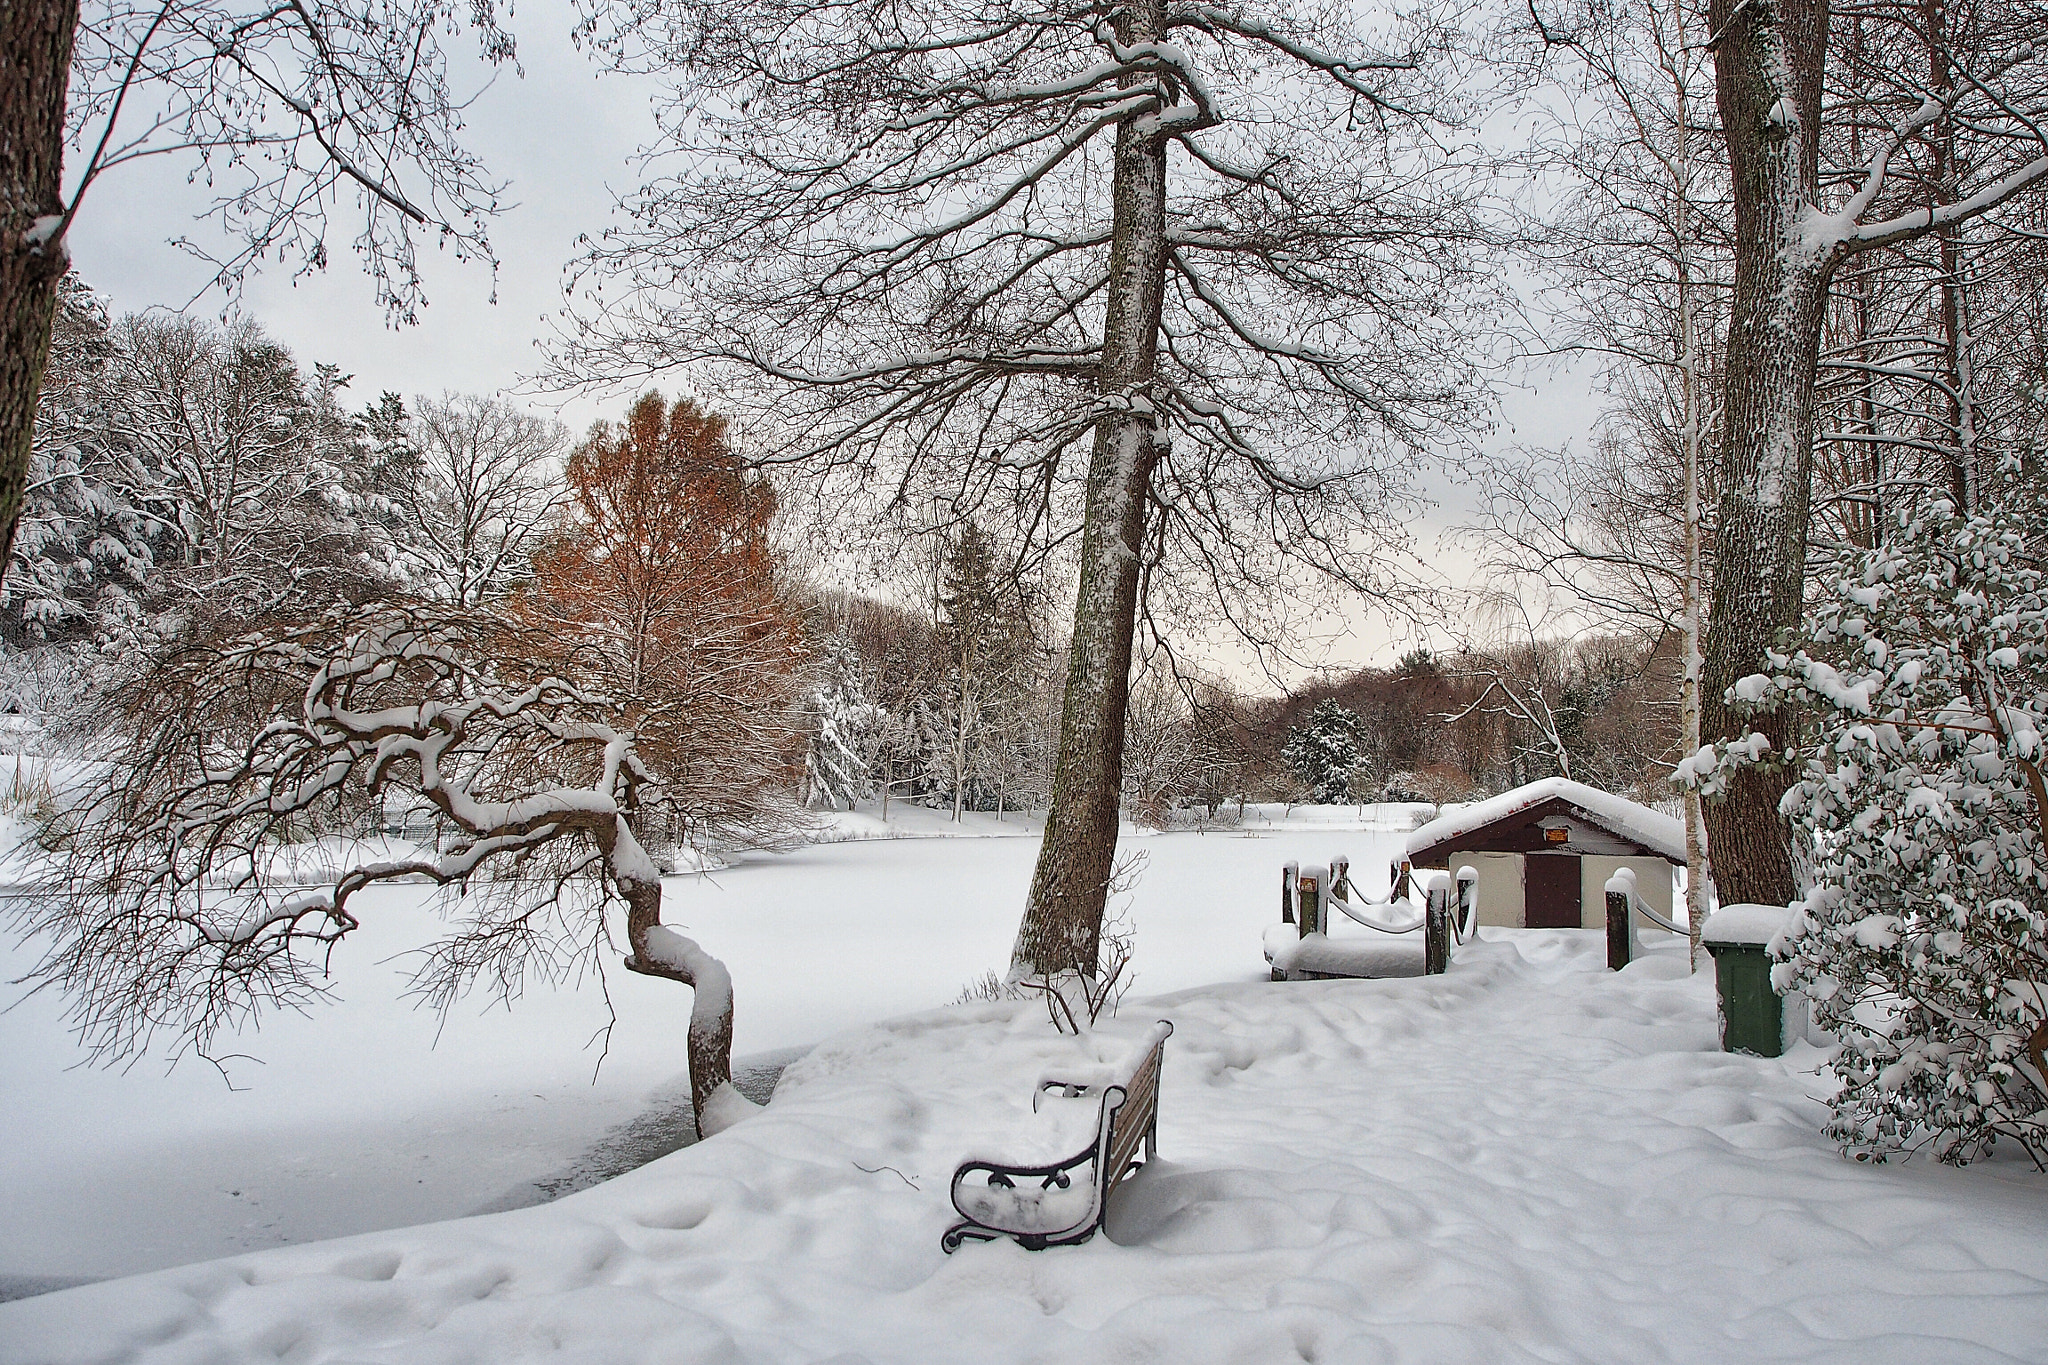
[{"left": 6, "top": 929, "right": 2045, "bottom": 1364}]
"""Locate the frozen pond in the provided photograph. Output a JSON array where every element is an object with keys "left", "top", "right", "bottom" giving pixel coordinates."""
[{"left": 1, "top": 821, "right": 1406, "bottom": 1285}]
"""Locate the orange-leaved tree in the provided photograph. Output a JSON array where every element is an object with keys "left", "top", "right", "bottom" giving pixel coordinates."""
[{"left": 526, "top": 392, "right": 809, "bottom": 855}]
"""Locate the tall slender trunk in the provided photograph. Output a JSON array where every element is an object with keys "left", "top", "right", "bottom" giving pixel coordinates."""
[
  {"left": 1669, "top": 0, "right": 1710, "bottom": 966},
  {"left": 1013, "top": 0, "right": 1171, "bottom": 979},
  {"left": 0, "top": 0, "right": 78, "bottom": 574},
  {"left": 1702, "top": 0, "right": 1830, "bottom": 909},
  {"left": 1926, "top": 0, "right": 1977, "bottom": 515}
]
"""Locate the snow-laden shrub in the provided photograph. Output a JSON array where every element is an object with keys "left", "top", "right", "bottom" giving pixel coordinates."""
[{"left": 1682, "top": 503, "right": 2046, "bottom": 1163}]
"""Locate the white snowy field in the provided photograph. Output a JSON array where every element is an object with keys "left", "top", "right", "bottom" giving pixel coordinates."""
[
  {"left": 8, "top": 927, "right": 2048, "bottom": 1364},
  {"left": 0, "top": 803, "right": 1413, "bottom": 1289}
]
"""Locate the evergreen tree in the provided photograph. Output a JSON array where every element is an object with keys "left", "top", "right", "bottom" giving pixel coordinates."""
[
  {"left": 3, "top": 276, "right": 158, "bottom": 644},
  {"left": 1284, "top": 700, "right": 1362, "bottom": 804},
  {"left": 804, "top": 640, "right": 883, "bottom": 810},
  {"left": 931, "top": 522, "right": 1035, "bottom": 818}
]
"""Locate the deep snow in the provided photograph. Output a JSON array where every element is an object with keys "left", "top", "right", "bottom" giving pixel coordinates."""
[
  {"left": 6, "top": 930, "right": 2046, "bottom": 1363},
  {"left": 0, "top": 804, "right": 1411, "bottom": 1286},
  {"left": 5, "top": 802, "right": 2045, "bottom": 1362}
]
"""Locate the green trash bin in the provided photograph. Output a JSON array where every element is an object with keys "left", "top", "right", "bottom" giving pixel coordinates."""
[{"left": 1701, "top": 905, "right": 1794, "bottom": 1059}]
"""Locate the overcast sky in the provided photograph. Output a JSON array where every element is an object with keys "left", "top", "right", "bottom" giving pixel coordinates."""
[{"left": 63, "top": 1, "right": 1600, "bottom": 681}]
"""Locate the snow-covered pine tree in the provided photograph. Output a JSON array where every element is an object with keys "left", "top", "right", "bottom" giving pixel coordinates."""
[
  {"left": 1284, "top": 700, "right": 1362, "bottom": 804},
  {"left": 1685, "top": 499, "right": 2047, "bottom": 1163},
  {"left": 4, "top": 277, "right": 160, "bottom": 644},
  {"left": 804, "top": 641, "right": 882, "bottom": 810}
]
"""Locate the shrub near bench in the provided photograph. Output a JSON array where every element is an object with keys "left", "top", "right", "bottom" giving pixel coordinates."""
[{"left": 942, "top": 1020, "right": 1173, "bottom": 1252}]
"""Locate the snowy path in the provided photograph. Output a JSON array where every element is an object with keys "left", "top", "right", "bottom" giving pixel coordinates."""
[{"left": 7, "top": 930, "right": 2044, "bottom": 1363}]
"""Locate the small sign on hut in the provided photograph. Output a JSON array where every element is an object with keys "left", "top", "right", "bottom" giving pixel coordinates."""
[{"left": 1405, "top": 778, "right": 1684, "bottom": 932}]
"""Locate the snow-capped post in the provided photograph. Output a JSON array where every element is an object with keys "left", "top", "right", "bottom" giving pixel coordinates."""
[
  {"left": 1330, "top": 854, "right": 1351, "bottom": 903},
  {"left": 1297, "top": 864, "right": 1327, "bottom": 939},
  {"left": 1455, "top": 865, "right": 1479, "bottom": 939},
  {"left": 1281, "top": 860, "right": 1298, "bottom": 925},
  {"left": 1396, "top": 859, "right": 1414, "bottom": 907},
  {"left": 1605, "top": 871, "right": 1636, "bottom": 971},
  {"left": 1424, "top": 875, "right": 1451, "bottom": 975}
]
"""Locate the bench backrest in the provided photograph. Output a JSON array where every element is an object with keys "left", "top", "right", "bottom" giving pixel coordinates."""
[{"left": 1103, "top": 1029, "right": 1166, "bottom": 1186}]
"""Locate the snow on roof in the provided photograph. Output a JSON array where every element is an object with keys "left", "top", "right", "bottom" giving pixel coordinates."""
[{"left": 1406, "top": 777, "right": 1686, "bottom": 863}]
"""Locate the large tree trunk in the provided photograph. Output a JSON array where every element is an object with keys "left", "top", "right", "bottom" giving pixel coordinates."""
[
  {"left": 1701, "top": 0, "right": 1830, "bottom": 909},
  {"left": 1012, "top": 0, "right": 1171, "bottom": 980},
  {"left": 0, "top": 0, "right": 78, "bottom": 573}
]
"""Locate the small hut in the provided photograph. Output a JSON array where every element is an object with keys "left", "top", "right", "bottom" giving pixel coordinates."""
[{"left": 1405, "top": 778, "right": 1684, "bottom": 931}]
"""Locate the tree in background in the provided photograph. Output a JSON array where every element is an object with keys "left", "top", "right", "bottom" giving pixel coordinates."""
[
  {"left": 1283, "top": 700, "right": 1361, "bottom": 805},
  {"left": 2, "top": 1, "right": 515, "bottom": 587},
  {"left": 3, "top": 276, "right": 155, "bottom": 644},
  {"left": 802, "top": 639, "right": 884, "bottom": 812},
  {"left": 932, "top": 522, "right": 1038, "bottom": 821},
  {"left": 526, "top": 392, "right": 809, "bottom": 853},
  {"left": 388, "top": 393, "right": 567, "bottom": 608},
  {"left": 1121, "top": 667, "right": 1196, "bottom": 827}
]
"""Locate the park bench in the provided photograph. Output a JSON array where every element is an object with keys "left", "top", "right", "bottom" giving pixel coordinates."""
[{"left": 941, "top": 1019, "right": 1173, "bottom": 1253}]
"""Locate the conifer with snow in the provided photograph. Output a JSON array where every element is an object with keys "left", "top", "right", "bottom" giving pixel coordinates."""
[
  {"left": 804, "top": 641, "right": 883, "bottom": 810},
  {"left": 1284, "top": 700, "right": 1362, "bottom": 805}
]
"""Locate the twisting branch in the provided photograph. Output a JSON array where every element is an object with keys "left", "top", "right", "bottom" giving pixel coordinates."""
[{"left": 9, "top": 603, "right": 754, "bottom": 1138}]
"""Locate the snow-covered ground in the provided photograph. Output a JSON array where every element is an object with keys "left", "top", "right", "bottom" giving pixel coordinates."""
[
  {"left": 0, "top": 802, "right": 1412, "bottom": 1289},
  {"left": 6, "top": 801, "right": 2044, "bottom": 1362},
  {"left": 8, "top": 928, "right": 2047, "bottom": 1363}
]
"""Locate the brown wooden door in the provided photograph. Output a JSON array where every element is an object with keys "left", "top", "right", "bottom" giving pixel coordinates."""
[{"left": 1524, "top": 855, "right": 1581, "bottom": 928}]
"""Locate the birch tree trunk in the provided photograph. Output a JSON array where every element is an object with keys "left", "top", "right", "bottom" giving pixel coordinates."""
[
  {"left": 1670, "top": 0, "right": 1711, "bottom": 966},
  {"left": 1012, "top": 0, "right": 1171, "bottom": 979},
  {"left": 0, "top": 0, "right": 78, "bottom": 572},
  {"left": 1701, "top": 0, "right": 1829, "bottom": 909}
]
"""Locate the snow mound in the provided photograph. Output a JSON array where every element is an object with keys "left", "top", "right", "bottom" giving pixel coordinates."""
[{"left": 7, "top": 931, "right": 2045, "bottom": 1363}]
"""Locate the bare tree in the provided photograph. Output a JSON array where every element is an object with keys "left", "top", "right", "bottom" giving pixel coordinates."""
[
  {"left": 1516, "top": 0, "right": 1728, "bottom": 957},
  {"left": 11, "top": 605, "right": 753, "bottom": 1135},
  {"left": 2, "top": 0, "right": 515, "bottom": 581},
  {"left": 395, "top": 393, "right": 568, "bottom": 608},
  {"left": 558, "top": 0, "right": 1502, "bottom": 985},
  {"left": 1701, "top": 0, "right": 2048, "bottom": 905}
]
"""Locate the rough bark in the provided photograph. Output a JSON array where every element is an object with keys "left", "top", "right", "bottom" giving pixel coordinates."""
[
  {"left": 0, "top": 0, "right": 78, "bottom": 573},
  {"left": 1701, "top": 0, "right": 1830, "bottom": 908},
  {"left": 1012, "top": 0, "right": 1171, "bottom": 980}
]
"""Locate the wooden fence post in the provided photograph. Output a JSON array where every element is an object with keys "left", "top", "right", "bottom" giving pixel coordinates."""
[
  {"left": 1455, "top": 865, "right": 1478, "bottom": 939},
  {"left": 1297, "top": 864, "right": 1326, "bottom": 939},
  {"left": 1605, "top": 872, "right": 1636, "bottom": 971},
  {"left": 1281, "top": 860, "right": 1298, "bottom": 925},
  {"left": 1330, "top": 854, "right": 1350, "bottom": 902},
  {"left": 1425, "top": 875, "right": 1450, "bottom": 975}
]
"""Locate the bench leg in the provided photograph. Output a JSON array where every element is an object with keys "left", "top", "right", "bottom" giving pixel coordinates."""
[{"left": 1146, "top": 1115, "right": 1158, "bottom": 1163}]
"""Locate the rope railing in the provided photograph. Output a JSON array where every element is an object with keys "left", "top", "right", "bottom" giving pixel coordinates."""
[
  {"left": 1628, "top": 889, "right": 1685, "bottom": 935},
  {"left": 1324, "top": 894, "right": 1425, "bottom": 935}
]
